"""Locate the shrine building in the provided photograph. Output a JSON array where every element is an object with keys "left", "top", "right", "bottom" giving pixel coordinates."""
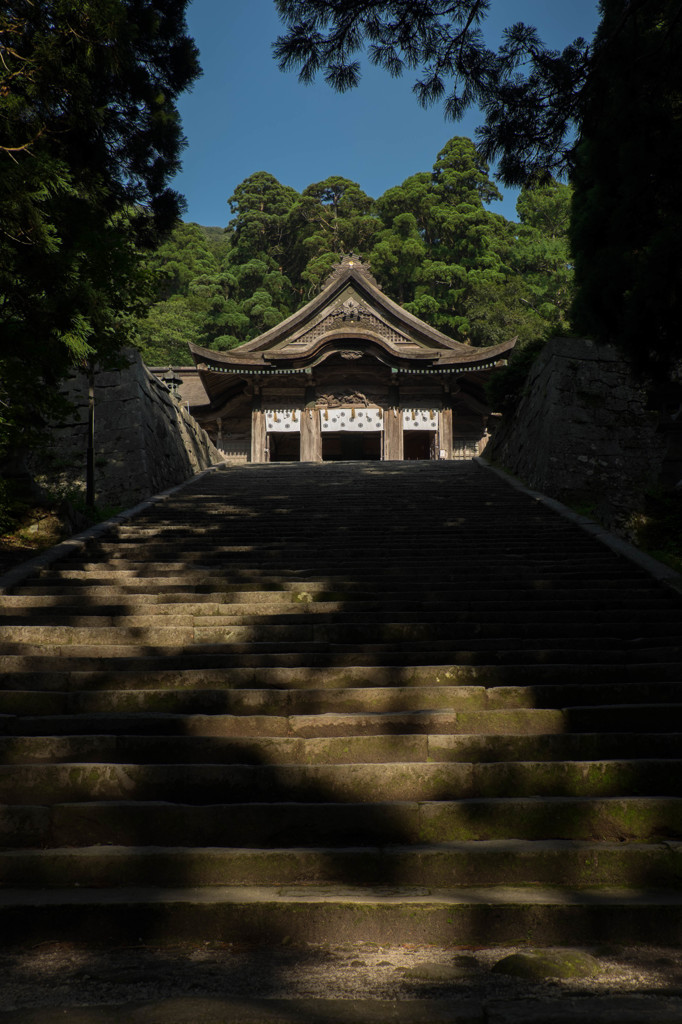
[{"left": 180, "top": 256, "right": 516, "bottom": 463}]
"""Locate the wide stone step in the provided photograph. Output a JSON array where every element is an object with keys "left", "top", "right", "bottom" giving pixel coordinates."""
[
  {"left": 49, "top": 563, "right": 648, "bottom": 584},
  {"left": 3, "top": 796, "right": 681, "bottom": 847},
  {"left": 17, "top": 573, "right": 664, "bottom": 596},
  {"left": 6, "top": 588, "right": 677, "bottom": 610},
  {"left": 3, "top": 643, "right": 678, "bottom": 673},
  {"left": 0, "top": 884, "right": 679, "bottom": 947},
  {"left": 4, "top": 731, "right": 682, "bottom": 765},
  {"left": 0, "top": 840, "right": 679, "bottom": 888},
  {"left": 0, "top": 685, "right": 508, "bottom": 716},
  {"left": 0, "top": 621, "right": 669, "bottom": 645},
  {"left": 19, "top": 586, "right": 662, "bottom": 614},
  {"left": 3, "top": 650, "right": 680, "bottom": 677},
  {"left": 567, "top": 704, "right": 682, "bottom": 732},
  {"left": 6, "top": 707, "right": 569, "bottom": 737},
  {"left": 81, "top": 519, "right": 631, "bottom": 533},
  {"left": 1, "top": 604, "right": 679, "bottom": 630},
  {"left": 2, "top": 662, "right": 680, "bottom": 691},
  {"left": 0, "top": 759, "right": 679, "bottom": 805},
  {"left": 0, "top": 683, "right": 681, "bottom": 719},
  {"left": 3, "top": 680, "right": 681, "bottom": 716}
]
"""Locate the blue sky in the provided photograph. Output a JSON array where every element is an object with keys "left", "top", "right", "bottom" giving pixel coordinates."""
[{"left": 173, "top": 1, "right": 601, "bottom": 227}]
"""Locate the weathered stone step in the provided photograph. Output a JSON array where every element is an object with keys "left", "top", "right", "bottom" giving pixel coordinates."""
[
  {"left": 0, "top": 633, "right": 646, "bottom": 656},
  {"left": 58, "top": 560, "right": 643, "bottom": 582},
  {"left": 110, "top": 533, "right": 588, "bottom": 545},
  {"left": 3, "top": 662, "right": 679, "bottom": 691},
  {"left": 75, "top": 533, "right": 624, "bottom": 549},
  {"left": 0, "top": 685, "right": 506, "bottom": 716},
  {"left": 24, "top": 578, "right": 660, "bottom": 607},
  {"left": 102, "top": 514, "right": 608, "bottom": 527},
  {"left": 1, "top": 621, "right": 671, "bottom": 645},
  {"left": 0, "top": 759, "right": 679, "bottom": 805},
  {"left": 567, "top": 704, "right": 682, "bottom": 732},
  {"left": 0, "top": 681, "right": 680, "bottom": 717},
  {"left": 1, "top": 604, "right": 679, "bottom": 630},
  {"left": 3, "top": 731, "right": 682, "bottom": 765},
  {"left": 0, "top": 840, "right": 679, "bottom": 889},
  {"left": 0, "top": 883, "right": 679, "bottom": 947},
  {"left": 6, "top": 593, "right": 676, "bottom": 620},
  {"left": 19, "top": 561, "right": 659, "bottom": 585},
  {"left": 3, "top": 796, "right": 682, "bottom": 848},
  {"left": 3, "top": 648, "right": 680, "bottom": 674},
  {"left": 6, "top": 707, "right": 568, "bottom": 737},
  {"left": 102, "top": 520, "right": 616, "bottom": 536},
  {"left": 18, "top": 571, "right": 664, "bottom": 595}
]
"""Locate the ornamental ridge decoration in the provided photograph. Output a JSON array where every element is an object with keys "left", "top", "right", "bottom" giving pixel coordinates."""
[{"left": 291, "top": 300, "right": 414, "bottom": 348}]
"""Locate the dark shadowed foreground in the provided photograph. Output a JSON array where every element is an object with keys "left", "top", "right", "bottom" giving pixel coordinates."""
[{"left": 0, "top": 460, "right": 681, "bottom": 1020}]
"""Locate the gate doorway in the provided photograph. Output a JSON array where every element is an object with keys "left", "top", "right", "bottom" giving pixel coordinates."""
[
  {"left": 322, "top": 432, "right": 382, "bottom": 461},
  {"left": 268, "top": 433, "right": 300, "bottom": 462},
  {"left": 404, "top": 431, "right": 437, "bottom": 461}
]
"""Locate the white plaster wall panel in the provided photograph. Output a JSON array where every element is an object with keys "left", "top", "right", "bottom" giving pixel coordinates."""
[
  {"left": 320, "top": 408, "right": 384, "bottom": 432},
  {"left": 403, "top": 409, "right": 439, "bottom": 430},
  {"left": 265, "top": 410, "right": 301, "bottom": 433}
]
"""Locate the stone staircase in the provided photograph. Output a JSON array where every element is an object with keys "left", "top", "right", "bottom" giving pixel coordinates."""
[{"left": 0, "top": 460, "right": 681, "bottom": 949}]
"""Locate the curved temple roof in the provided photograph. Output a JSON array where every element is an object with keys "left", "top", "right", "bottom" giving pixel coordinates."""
[{"left": 189, "top": 256, "right": 516, "bottom": 400}]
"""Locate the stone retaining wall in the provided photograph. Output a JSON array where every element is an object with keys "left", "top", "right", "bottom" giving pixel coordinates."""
[
  {"left": 35, "top": 349, "right": 224, "bottom": 508},
  {"left": 488, "top": 337, "right": 671, "bottom": 527}
]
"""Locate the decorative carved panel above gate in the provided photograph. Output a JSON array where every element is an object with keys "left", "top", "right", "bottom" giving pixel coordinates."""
[
  {"left": 316, "top": 390, "right": 375, "bottom": 408},
  {"left": 291, "top": 302, "right": 416, "bottom": 348}
]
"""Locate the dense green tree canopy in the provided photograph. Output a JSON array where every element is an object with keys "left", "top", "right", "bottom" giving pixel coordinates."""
[
  {"left": 137, "top": 137, "right": 574, "bottom": 365},
  {"left": 367, "top": 138, "right": 571, "bottom": 346},
  {"left": 0, "top": 0, "right": 200, "bottom": 456}
]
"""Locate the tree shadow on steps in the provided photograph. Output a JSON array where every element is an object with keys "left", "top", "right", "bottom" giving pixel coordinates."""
[{"left": 0, "top": 461, "right": 682, "bottom": 1007}]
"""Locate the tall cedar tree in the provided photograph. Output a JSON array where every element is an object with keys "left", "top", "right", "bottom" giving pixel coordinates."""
[
  {"left": 570, "top": 1, "right": 682, "bottom": 379},
  {"left": 274, "top": 0, "right": 682, "bottom": 377},
  {"left": 0, "top": 0, "right": 200, "bottom": 457}
]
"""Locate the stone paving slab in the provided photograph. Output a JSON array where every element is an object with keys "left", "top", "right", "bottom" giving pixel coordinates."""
[
  {"left": 0, "top": 885, "right": 682, "bottom": 946},
  {"left": 1, "top": 948, "right": 682, "bottom": 1024},
  {"left": 486, "top": 997, "right": 682, "bottom": 1022},
  {"left": 0, "top": 998, "right": 485, "bottom": 1024},
  {"left": 3, "top": 998, "right": 682, "bottom": 1023}
]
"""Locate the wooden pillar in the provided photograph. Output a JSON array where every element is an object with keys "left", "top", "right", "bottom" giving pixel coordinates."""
[
  {"left": 383, "top": 383, "right": 403, "bottom": 460},
  {"left": 250, "top": 390, "right": 267, "bottom": 463},
  {"left": 300, "top": 385, "right": 321, "bottom": 461},
  {"left": 383, "top": 407, "right": 404, "bottom": 460},
  {"left": 300, "top": 407, "right": 321, "bottom": 461},
  {"left": 440, "top": 406, "right": 453, "bottom": 460}
]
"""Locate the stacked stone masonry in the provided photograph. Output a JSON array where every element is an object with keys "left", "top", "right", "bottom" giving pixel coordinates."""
[
  {"left": 36, "top": 349, "right": 224, "bottom": 508},
  {"left": 489, "top": 337, "right": 678, "bottom": 525}
]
